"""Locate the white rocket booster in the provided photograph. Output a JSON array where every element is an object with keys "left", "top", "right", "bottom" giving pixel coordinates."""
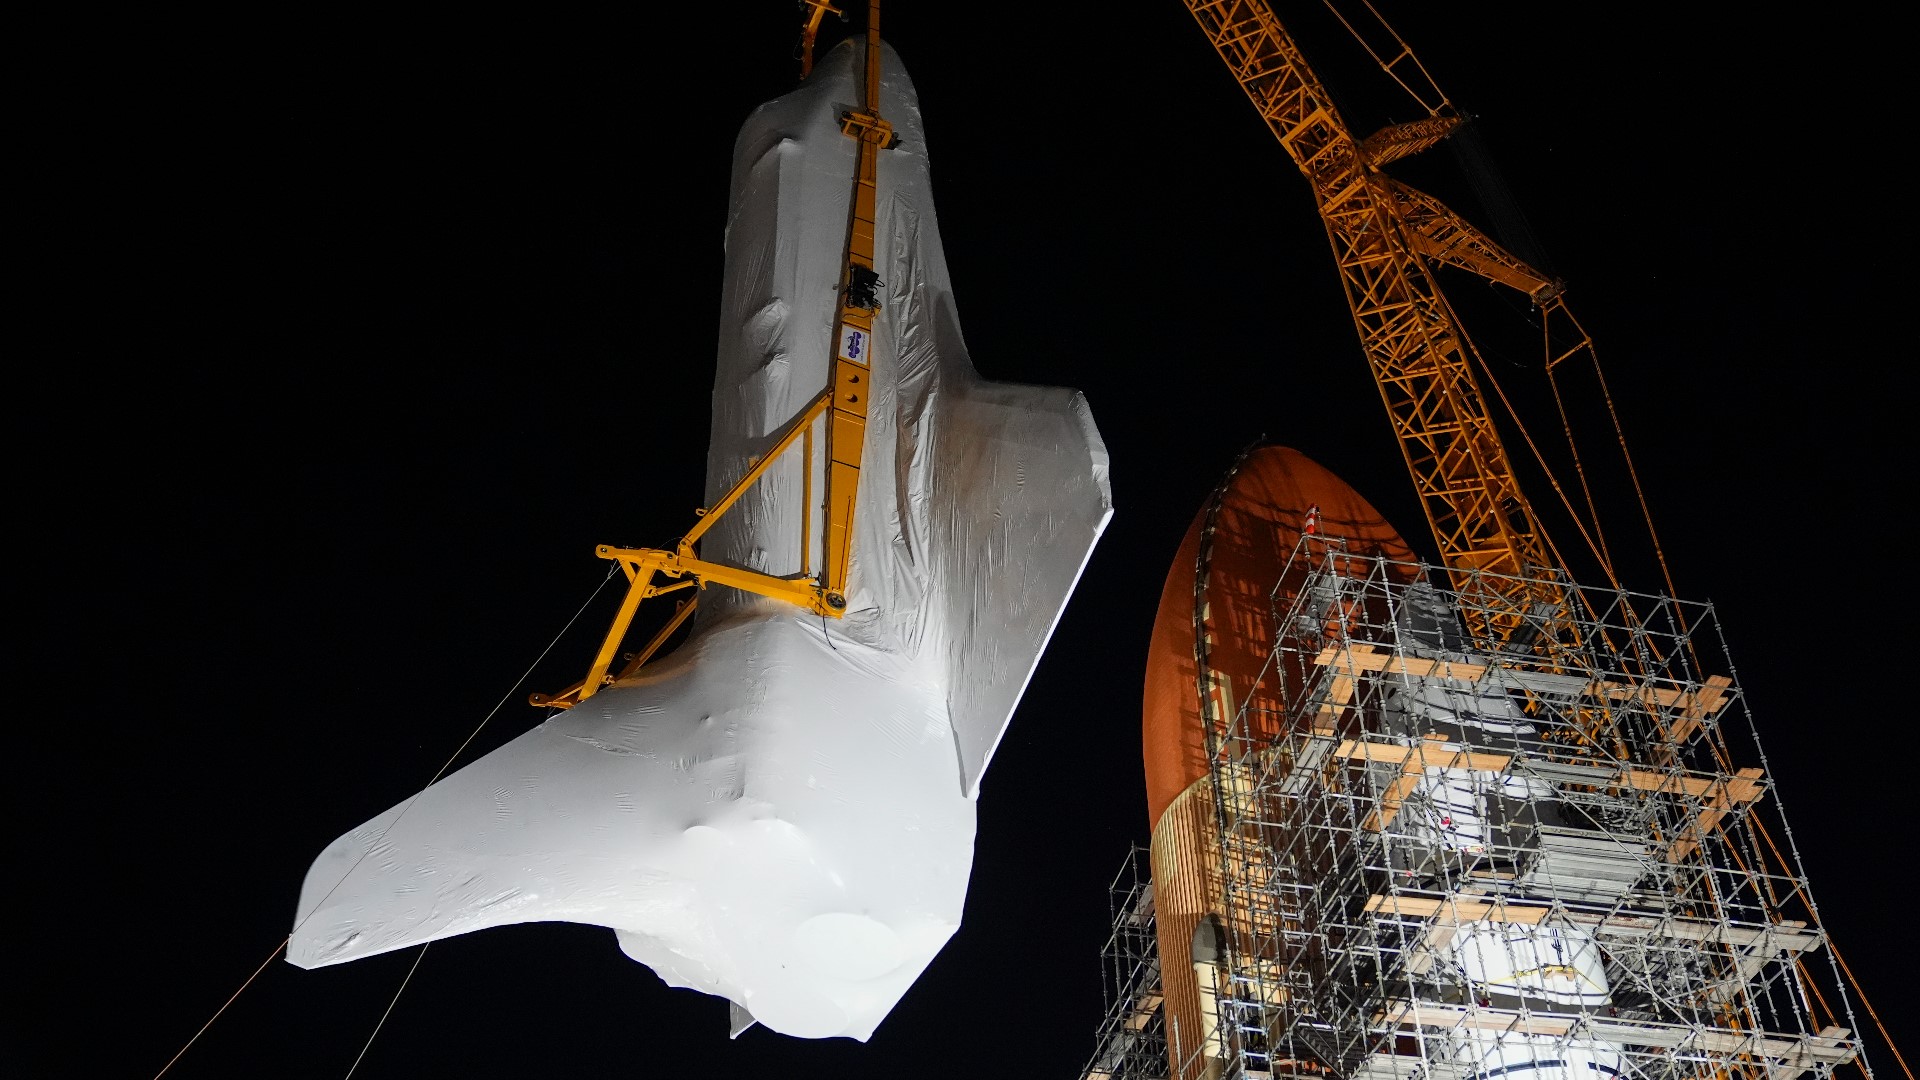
[{"left": 288, "top": 38, "right": 1111, "bottom": 1041}]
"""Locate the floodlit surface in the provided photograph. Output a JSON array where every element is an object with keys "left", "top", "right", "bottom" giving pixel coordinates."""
[{"left": 289, "top": 38, "right": 1110, "bottom": 1041}]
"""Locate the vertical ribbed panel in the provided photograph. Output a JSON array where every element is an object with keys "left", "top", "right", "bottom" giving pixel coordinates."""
[{"left": 1150, "top": 777, "right": 1222, "bottom": 1080}]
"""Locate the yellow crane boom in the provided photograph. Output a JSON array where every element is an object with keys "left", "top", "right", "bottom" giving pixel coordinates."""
[{"left": 1183, "top": 0, "right": 1563, "bottom": 637}]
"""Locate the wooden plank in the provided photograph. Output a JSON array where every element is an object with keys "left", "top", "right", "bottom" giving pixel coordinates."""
[
  {"left": 1313, "top": 644, "right": 1374, "bottom": 731},
  {"left": 1590, "top": 676, "right": 1737, "bottom": 719},
  {"left": 1593, "top": 682, "right": 1707, "bottom": 708},
  {"left": 1688, "top": 675, "right": 1736, "bottom": 717},
  {"left": 1124, "top": 991, "right": 1163, "bottom": 1030},
  {"left": 1330, "top": 738, "right": 1764, "bottom": 827},
  {"left": 1604, "top": 765, "right": 1766, "bottom": 808},
  {"left": 1374, "top": 999, "right": 1855, "bottom": 1062},
  {"left": 1311, "top": 647, "right": 1737, "bottom": 711},
  {"left": 1403, "top": 920, "right": 1458, "bottom": 976},
  {"left": 1669, "top": 766, "right": 1766, "bottom": 861},
  {"left": 1341, "top": 735, "right": 1518, "bottom": 831},
  {"left": 1620, "top": 769, "right": 1733, "bottom": 800},
  {"left": 1309, "top": 648, "right": 1738, "bottom": 745},
  {"left": 1366, "top": 892, "right": 1819, "bottom": 952},
  {"left": 1668, "top": 674, "right": 1733, "bottom": 742},
  {"left": 1726, "top": 767, "right": 1767, "bottom": 803},
  {"left": 1374, "top": 890, "right": 1822, "bottom": 1015},
  {"left": 1367, "top": 772, "right": 1427, "bottom": 832},
  {"left": 1365, "top": 893, "right": 1554, "bottom": 924},
  {"left": 1335, "top": 736, "right": 1515, "bottom": 774},
  {"left": 1313, "top": 646, "right": 1487, "bottom": 681}
]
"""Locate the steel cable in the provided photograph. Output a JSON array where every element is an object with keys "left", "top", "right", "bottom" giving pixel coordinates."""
[{"left": 153, "top": 563, "right": 621, "bottom": 1079}]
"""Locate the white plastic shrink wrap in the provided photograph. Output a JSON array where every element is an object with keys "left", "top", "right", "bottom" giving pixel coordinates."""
[{"left": 288, "top": 40, "right": 1111, "bottom": 1042}]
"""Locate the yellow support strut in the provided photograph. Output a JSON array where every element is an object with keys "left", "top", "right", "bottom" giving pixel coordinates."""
[
  {"left": 796, "top": 1, "right": 843, "bottom": 78},
  {"left": 533, "top": 391, "right": 834, "bottom": 709}
]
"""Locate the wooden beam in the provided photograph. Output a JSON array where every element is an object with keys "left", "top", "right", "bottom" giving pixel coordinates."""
[
  {"left": 1367, "top": 772, "right": 1426, "bottom": 832},
  {"left": 1313, "top": 644, "right": 1375, "bottom": 732},
  {"left": 1668, "top": 674, "right": 1733, "bottom": 742},
  {"left": 1327, "top": 737, "right": 1766, "bottom": 836},
  {"left": 1365, "top": 893, "right": 1552, "bottom": 924},
  {"left": 1339, "top": 735, "right": 1514, "bottom": 831},
  {"left": 1668, "top": 766, "right": 1766, "bottom": 861},
  {"left": 1124, "top": 991, "right": 1163, "bottom": 1030},
  {"left": 1590, "top": 679, "right": 1729, "bottom": 711},
  {"left": 1313, "top": 645, "right": 1486, "bottom": 681},
  {"left": 1365, "top": 892, "right": 1820, "bottom": 952},
  {"left": 1336, "top": 735, "right": 1516, "bottom": 775},
  {"left": 1403, "top": 920, "right": 1457, "bottom": 976},
  {"left": 1373, "top": 998, "right": 1855, "bottom": 1064},
  {"left": 1619, "top": 766, "right": 1762, "bottom": 801},
  {"left": 1309, "top": 649, "right": 1737, "bottom": 731}
]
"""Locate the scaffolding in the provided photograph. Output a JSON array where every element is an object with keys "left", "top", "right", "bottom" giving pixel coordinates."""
[
  {"left": 1085, "top": 536, "right": 1868, "bottom": 1080},
  {"left": 1084, "top": 849, "right": 1171, "bottom": 1080}
]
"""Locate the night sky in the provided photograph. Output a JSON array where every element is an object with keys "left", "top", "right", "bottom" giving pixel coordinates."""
[{"left": 27, "top": 4, "right": 1906, "bottom": 1076}]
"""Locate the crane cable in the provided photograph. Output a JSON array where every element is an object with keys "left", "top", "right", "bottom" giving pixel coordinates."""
[
  {"left": 1748, "top": 779, "right": 1911, "bottom": 1078},
  {"left": 153, "top": 563, "right": 623, "bottom": 1080},
  {"left": 1321, "top": 0, "right": 1652, "bottom": 636},
  {"left": 1830, "top": 937, "right": 1914, "bottom": 1080},
  {"left": 1466, "top": 340, "right": 1617, "bottom": 590},
  {"left": 1676, "top": 653, "right": 1911, "bottom": 1075},
  {"left": 1441, "top": 295, "right": 1619, "bottom": 599},
  {"left": 1320, "top": 0, "right": 1631, "bottom": 600},
  {"left": 1323, "top": 57, "right": 1904, "bottom": 1073},
  {"left": 1325, "top": 2, "right": 1902, "bottom": 1070},
  {"left": 1542, "top": 333, "right": 1618, "bottom": 581},
  {"left": 1565, "top": 299, "right": 1687, "bottom": 612},
  {"left": 1544, "top": 326, "right": 1912, "bottom": 1074},
  {"left": 1320, "top": 0, "right": 1448, "bottom": 115},
  {"left": 149, "top": 936, "right": 288, "bottom": 1080},
  {"left": 343, "top": 942, "right": 433, "bottom": 1079}
]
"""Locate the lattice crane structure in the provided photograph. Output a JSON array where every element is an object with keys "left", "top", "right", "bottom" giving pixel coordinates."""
[
  {"left": 1185, "top": 0, "right": 1575, "bottom": 643},
  {"left": 1081, "top": 5, "right": 1901, "bottom": 1080}
]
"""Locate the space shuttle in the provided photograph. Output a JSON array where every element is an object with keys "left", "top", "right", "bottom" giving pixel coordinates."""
[{"left": 288, "top": 38, "right": 1110, "bottom": 1042}]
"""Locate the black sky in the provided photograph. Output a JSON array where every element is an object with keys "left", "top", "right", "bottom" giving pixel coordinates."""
[{"left": 25, "top": 4, "right": 1907, "bottom": 1077}]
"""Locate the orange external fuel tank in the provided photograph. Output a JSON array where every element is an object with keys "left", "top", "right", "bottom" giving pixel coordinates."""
[{"left": 1143, "top": 446, "right": 1413, "bottom": 1079}]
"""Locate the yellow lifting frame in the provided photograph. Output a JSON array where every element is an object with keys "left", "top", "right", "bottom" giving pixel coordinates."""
[
  {"left": 539, "top": 3, "right": 893, "bottom": 709},
  {"left": 532, "top": 391, "right": 832, "bottom": 710},
  {"left": 796, "top": 0, "right": 843, "bottom": 78}
]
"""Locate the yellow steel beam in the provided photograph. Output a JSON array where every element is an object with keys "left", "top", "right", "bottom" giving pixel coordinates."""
[
  {"left": 614, "top": 597, "right": 698, "bottom": 682},
  {"left": 796, "top": 1, "right": 843, "bottom": 78},
  {"left": 537, "top": 543, "right": 826, "bottom": 709},
  {"left": 820, "top": 0, "right": 894, "bottom": 613},
  {"left": 681, "top": 391, "right": 830, "bottom": 552},
  {"left": 1389, "top": 178, "right": 1561, "bottom": 301},
  {"left": 534, "top": 393, "right": 837, "bottom": 709}
]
